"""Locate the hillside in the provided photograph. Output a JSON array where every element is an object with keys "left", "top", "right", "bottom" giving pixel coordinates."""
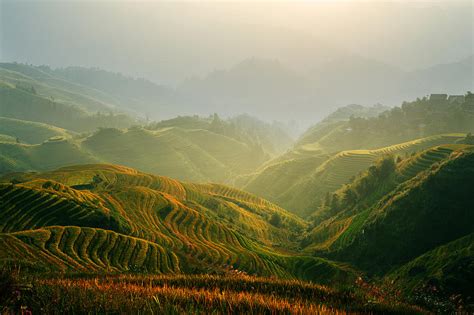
[
  {"left": 242, "top": 94, "right": 474, "bottom": 217},
  {"left": 0, "top": 138, "right": 99, "bottom": 174},
  {"left": 388, "top": 233, "right": 474, "bottom": 302},
  {"left": 0, "top": 164, "right": 355, "bottom": 283},
  {"left": 329, "top": 146, "right": 474, "bottom": 272},
  {"left": 0, "top": 63, "right": 127, "bottom": 114},
  {"left": 45, "top": 66, "right": 175, "bottom": 117},
  {"left": 296, "top": 103, "right": 390, "bottom": 147},
  {"left": 81, "top": 127, "right": 269, "bottom": 183},
  {"left": 0, "top": 81, "right": 134, "bottom": 132},
  {"left": 244, "top": 134, "right": 465, "bottom": 217},
  {"left": 149, "top": 114, "right": 293, "bottom": 157},
  {"left": 0, "top": 126, "right": 265, "bottom": 182},
  {"left": 0, "top": 117, "right": 73, "bottom": 144},
  {"left": 0, "top": 115, "right": 287, "bottom": 183},
  {"left": 296, "top": 93, "right": 474, "bottom": 150},
  {"left": 302, "top": 145, "right": 474, "bottom": 270}
]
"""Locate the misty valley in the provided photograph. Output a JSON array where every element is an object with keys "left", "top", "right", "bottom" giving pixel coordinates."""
[{"left": 0, "top": 1, "right": 473, "bottom": 314}]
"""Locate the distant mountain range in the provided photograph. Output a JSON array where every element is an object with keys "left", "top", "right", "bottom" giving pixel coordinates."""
[
  {"left": 179, "top": 55, "right": 473, "bottom": 122},
  {"left": 2, "top": 55, "right": 471, "bottom": 123}
]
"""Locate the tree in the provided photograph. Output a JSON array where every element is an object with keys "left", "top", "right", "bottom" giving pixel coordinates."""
[
  {"left": 269, "top": 213, "right": 282, "bottom": 227},
  {"left": 92, "top": 174, "right": 103, "bottom": 186},
  {"left": 378, "top": 156, "right": 396, "bottom": 178},
  {"left": 330, "top": 194, "right": 340, "bottom": 211},
  {"left": 343, "top": 188, "right": 357, "bottom": 206},
  {"left": 323, "top": 192, "right": 331, "bottom": 207}
]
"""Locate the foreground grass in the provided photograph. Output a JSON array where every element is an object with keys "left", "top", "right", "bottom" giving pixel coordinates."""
[{"left": 1, "top": 273, "right": 424, "bottom": 314}]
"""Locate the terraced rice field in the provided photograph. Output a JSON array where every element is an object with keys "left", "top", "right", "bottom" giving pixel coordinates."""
[
  {"left": 0, "top": 226, "right": 179, "bottom": 273},
  {"left": 396, "top": 144, "right": 473, "bottom": 180},
  {"left": 0, "top": 164, "right": 350, "bottom": 281},
  {"left": 315, "top": 134, "right": 465, "bottom": 191},
  {"left": 247, "top": 133, "right": 467, "bottom": 217}
]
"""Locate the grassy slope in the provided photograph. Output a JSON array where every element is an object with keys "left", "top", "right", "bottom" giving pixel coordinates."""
[
  {"left": 0, "top": 63, "right": 121, "bottom": 113},
  {"left": 0, "top": 134, "right": 16, "bottom": 143},
  {"left": 0, "top": 164, "right": 355, "bottom": 283},
  {"left": 305, "top": 144, "right": 472, "bottom": 251},
  {"left": 0, "top": 121, "right": 268, "bottom": 183},
  {"left": 388, "top": 233, "right": 474, "bottom": 298},
  {"left": 81, "top": 127, "right": 267, "bottom": 183},
  {"left": 316, "top": 146, "right": 474, "bottom": 274},
  {"left": 0, "top": 139, "right": 100, "bottom": 174},
  {"left": 0, "top": 117, "right": 73, "bottom": 144},
  {"left": 0, "top": 84, "right": 134, "bottom": 132},
  {"left": 0, "top": 274, "right": 423, "bottom": 314},
  {"left": 244, "top": 134, "right": 465, "bottom": 217}
]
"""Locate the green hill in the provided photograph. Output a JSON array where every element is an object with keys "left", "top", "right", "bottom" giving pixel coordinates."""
[
  {"left": 0, "top": 164, "right": 355, "bottom": 283},
  {"left": 293, "top": 144, "right": 474, "bottom": 310},
  {"left": 388, "top": 233, "right": 474, "bottom": 301},
  {"left": 296, "top": 94, "right": 474, "bottom": 151},
  {"left": 0, "top": 138, "right": 99, "bottom": 174},
  {"left": 0, "top": 63, "right": 127, "bottom": 113},
  {"left": 149, "top": 114, "right": 293, "bottom": 157},
  {"left": 0, "top": 226, "right": 179, "bottom": 274},
  {"left": 82, "top": 126, "right": 269, "bottom": 183},
  {"left": 303, "top": 145, "right": 474, "bottom": 272},
  {"left": 0, "top": 117, "right": 282, "bottom": 183},
  {"left": 0, "top": 83, "right": 134, "bottom": 132},
  {"left": 242, "top": 95, "right": 474, "bottom": 218},
  {"left": 0, "top": 117, "right": 73, "bottom": 144},
  {"left": 43, "top": 65, "right": 175, "bottom": 116},
  {"left": 244, "top": 134, "right": 465, "bottom": 217},
  {"left": 334, "top": 147, "right": 474, "bottom": 270}
]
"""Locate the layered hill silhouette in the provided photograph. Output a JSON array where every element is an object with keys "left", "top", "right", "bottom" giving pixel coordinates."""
[
  {"left": 1, "top": 73, "right": 473, "bottom": 310},
  {"left": 0, "top": 63, "right": 293, "bottom": 182},
  {"left": 300, "top": 144, "right": 474, "bottom": 298},
  {"left": 0, "top": 117, "right": 282, "bottom": 183},
  {"left": 2, "top": 55, "right": 472, "bottom": 123},
  {"left": 1, "top": 144, "right": 472, "bottom": 303},
  {"left": 242, "top": 94, "right": 474, "bottom": 217},
  {"left": 0, "top": 72, "right": 134, "bottom": 132},
  {"left": 0, "top": 164, "right": 354, "bottom": 283}
]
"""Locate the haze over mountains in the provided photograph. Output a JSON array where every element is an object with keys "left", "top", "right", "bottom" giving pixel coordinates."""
[
  {"left": 2, "top": 0, "right": 473, "bottom": 122},
  {"left": 0, "top": 1, "right": 473, "bottom": 313},
  {"left": 1, "top": 64, "right": 474, "bottom": 314}
]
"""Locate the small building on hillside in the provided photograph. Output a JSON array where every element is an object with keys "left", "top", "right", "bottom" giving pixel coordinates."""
[
  {"left": 448, "top": 95, "right": 465, "bottom": 104},
  {"left": 429, "top": 94, "right": 448, "bottom": 102}
]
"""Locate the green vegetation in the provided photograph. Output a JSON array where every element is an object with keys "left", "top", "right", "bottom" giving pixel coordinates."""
[
  {"left": 0, "top": 63, "right": 294, "bottom": 182},
  {"left": 0, "top": 273, "right": 423, "bottom": 314},
  {"left": 148, "top": 113, "right": 293, "bottom": 157},
  {"left": 0, "top": 114, "right": 291, "bottom": 183},
  {"left": 1, "top": 82, "right": 473, "bottom": 313},
  {"left": 0, "top": 82, "right": 134, "bottom": 133},
  {"left": 244, "top": 134, "right": 465, "bottom": 217},
  {"left": 388, "top": 233, "right": 473, "bottom": 309},
  {"left": 243, "top": 93, "right": 473, "bottom": 217},
  {"left": 293, "top": 144, "right": 474, "bottom": 312},
  {"left": 0, "top": 164, "right": 354, "bottom": 283},
  {"left": 297, "top": 94, "right": 474, "bottom": 151},
  {"left": 0, "top": 117, "right": 73, "bottom": 144},
  {"left": 0, "top": 63, "right": 130, "bottom": 114},
  {"left": 0, "top": 139, "right": 99, "bottom": 174},
  {"left": 331, "top": 147, "right": 474, "bottom": 272}
]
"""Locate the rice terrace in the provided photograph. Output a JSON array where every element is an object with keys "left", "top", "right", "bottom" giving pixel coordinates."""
[{"left": 0, "top": 0, "right": 473, "bottom": 314}]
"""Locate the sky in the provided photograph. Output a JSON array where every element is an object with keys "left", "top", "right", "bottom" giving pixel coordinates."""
[{"left": 1, "top": 0, "right": 472, "bottom": 85}]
